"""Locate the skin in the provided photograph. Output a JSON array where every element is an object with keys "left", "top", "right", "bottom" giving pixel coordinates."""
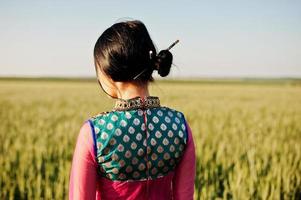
[{"left": 97, "top": 67, "right": 150, "bottom": 100}]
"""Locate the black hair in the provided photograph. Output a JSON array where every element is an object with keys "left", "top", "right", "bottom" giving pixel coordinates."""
[{"left": 93, "top": 20, "right": 173, "bottom": 83}]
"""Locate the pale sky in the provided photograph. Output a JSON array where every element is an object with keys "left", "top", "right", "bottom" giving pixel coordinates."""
[{"left": 0, "top": 0, "right": 300, "bottom": 78}]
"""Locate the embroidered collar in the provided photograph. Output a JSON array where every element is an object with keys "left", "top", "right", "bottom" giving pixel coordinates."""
[{"left": 113, "top": 96, "right": 161, "bottom": 111}]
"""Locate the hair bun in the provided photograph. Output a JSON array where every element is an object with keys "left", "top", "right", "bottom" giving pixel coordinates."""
[{"left": 154, "top": 50, "right": 173, "bottom": 77}]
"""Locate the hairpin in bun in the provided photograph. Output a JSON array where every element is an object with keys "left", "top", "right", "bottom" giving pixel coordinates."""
[
  {"left": 166, "top": 39, "right": 179, "bottom": 51},
  {"left": 133, "top": 40, "right": 179, "bottom": 80}
]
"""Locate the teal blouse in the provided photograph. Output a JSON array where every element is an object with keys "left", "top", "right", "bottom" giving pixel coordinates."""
[{"left": 88, "top": 96, "right": 189, "bottom": 181}]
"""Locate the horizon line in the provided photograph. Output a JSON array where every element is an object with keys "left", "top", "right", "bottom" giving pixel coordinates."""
[{"left": 0, "top": 75, "right": 301, "bottom": 81}]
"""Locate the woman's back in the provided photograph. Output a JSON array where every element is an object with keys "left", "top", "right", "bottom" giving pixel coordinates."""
[
  {"left": 89, "top": 96, "right": 187, "bottom": 181},
  {"left": 69, "top": 96, "right": 195, "bottom": 199}
]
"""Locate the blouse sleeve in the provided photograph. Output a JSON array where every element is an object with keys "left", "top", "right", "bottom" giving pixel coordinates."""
[
  {"left": 69, "top": 121, "right": 99, "bottom": 200},
  {"left": 172, "top": 120, "right": 196, "bottom": 200}
]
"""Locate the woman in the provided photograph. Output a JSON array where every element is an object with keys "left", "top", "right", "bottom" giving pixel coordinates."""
[{"left": 69, "top": 20, "right": 196, "bottom": 200}]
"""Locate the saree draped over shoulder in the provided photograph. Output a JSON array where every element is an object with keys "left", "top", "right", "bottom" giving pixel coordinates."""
[{"left": 69, "top": 96, "right": 196, "bottom": 200}]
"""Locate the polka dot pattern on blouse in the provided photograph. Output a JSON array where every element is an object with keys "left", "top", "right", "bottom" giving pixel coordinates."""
[{"left": 89, "top": 106, "right": 188, "bottom": 181}]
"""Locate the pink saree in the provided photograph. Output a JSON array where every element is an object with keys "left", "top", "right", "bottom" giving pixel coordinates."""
[{"left": 69, "top": 103, "right": 196, "bottom": 200}]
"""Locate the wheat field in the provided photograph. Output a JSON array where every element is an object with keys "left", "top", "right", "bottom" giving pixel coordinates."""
[{"left": 0, "top": 78, "right": 300, "bottom": 199}]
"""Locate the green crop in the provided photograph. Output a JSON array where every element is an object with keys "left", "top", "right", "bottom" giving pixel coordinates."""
[{"left": 0, "top": 79, "right": 300, "bottom": 200}]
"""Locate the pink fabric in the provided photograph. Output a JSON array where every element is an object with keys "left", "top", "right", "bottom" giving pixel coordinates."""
[
  {"left": 69, "top": 120, "right": 196, "bottom": 200},
  {"left": 96, "top": 173, "right": 174, "bottom": 199}
]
